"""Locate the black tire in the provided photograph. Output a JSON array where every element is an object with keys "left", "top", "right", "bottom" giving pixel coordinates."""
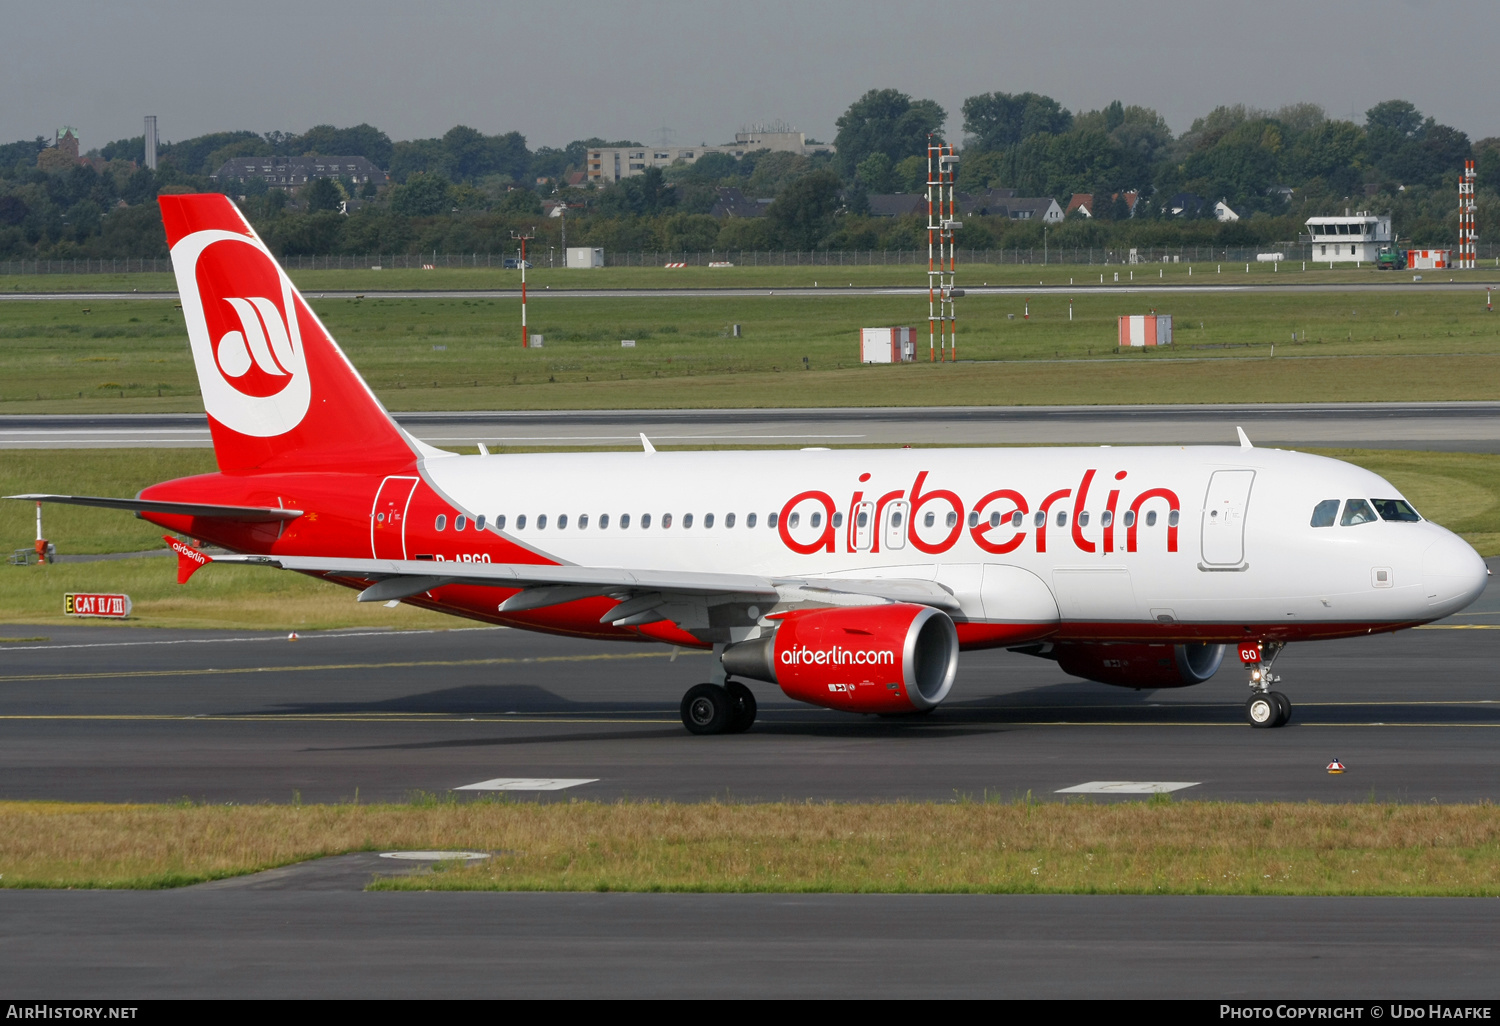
[
  {"left": 725, "top": 681, "right": 757, "bottom": 733},
  {"left": 681, "top": 683, "right": 732, "bottom": 735},
  {"left": 1245, "top": 693, "right": 1278, "bottom": 728},
  {"left": 1270, "top": 691, "right": 1292, "bottom": 727}
]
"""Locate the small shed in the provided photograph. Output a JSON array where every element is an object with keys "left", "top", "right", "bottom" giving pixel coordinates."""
[
  {"left": 566, "top": 247, "right": 604, "bottom": 268},
  {"left": 861, "top": 327, "right": 917, "bottom": 363},
  {"left": 1118, "top": 315, "right": 1172, "bottom": 347},
  {"left": 1407, "top": 249, "right": 1451, "bottom": 270}
]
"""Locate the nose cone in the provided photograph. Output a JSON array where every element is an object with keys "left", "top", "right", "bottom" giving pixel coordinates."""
[{"left": 1422, "top": 532, "right": 1488, "bottom": 617}]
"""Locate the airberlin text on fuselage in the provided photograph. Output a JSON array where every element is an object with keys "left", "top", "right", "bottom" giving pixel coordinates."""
[{"left": 778, "top": 469, "right": 1182, "bottom": 558}]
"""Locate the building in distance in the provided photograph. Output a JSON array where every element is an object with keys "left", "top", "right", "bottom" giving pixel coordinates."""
[
  {"left": 211, "top": 156, "right": 388, "bottom": 190},
  {"left": 587, "top": 124, "right": 833, "bottom": 184},
  {"left": 1304, "top": 211, "right": 1393, "bottom": 262}
]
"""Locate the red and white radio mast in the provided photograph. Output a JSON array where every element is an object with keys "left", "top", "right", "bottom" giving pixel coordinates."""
[
  {"left": 1459, "top": 160, "right": 1477, "bottom": 270},
  {"left": 926, "top": 137, "right": 960, "bottom": 361}
]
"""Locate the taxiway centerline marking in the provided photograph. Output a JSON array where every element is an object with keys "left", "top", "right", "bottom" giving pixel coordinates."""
[{"left": 0, "top": 626, "right": 509, "bottom": 651}]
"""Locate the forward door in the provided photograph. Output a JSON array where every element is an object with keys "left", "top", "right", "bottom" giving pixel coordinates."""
[{"left": 1200, "top": 469, "right": 1255, "bottom": 567}]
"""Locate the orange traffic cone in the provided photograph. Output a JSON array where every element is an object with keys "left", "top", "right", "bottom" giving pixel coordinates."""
[{"left": 288, "top": 632, "right": 299, "bottom": 641}]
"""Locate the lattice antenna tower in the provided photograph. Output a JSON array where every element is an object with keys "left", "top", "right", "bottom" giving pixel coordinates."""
[
  {"left": 1459, "top": 159, "right": 1477, "bottom": 270},
  {"left": 926, "top": 137, "right": 961, "bottom": 361}
]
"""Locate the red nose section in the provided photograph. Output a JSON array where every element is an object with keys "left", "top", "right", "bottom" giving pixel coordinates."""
[{"left": 158, "top": 194, "right": 416, "bottom": 476}]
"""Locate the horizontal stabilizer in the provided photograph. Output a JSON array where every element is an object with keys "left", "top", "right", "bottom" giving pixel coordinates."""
[{"left": 7, "top": 494, "right": 302, "bottom": 522}]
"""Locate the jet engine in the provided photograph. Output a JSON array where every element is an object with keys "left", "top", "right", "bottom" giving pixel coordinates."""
[
  {"left": 1043, "top": 641, "right": 1227, "bottom": 689},
  {"left": 721, "top": 603, "right": 958, "bottom": 714}
]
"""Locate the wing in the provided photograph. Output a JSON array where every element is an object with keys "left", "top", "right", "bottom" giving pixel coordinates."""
[
  {"left": 8, "top": 494, "right": 302, "bottom": 522},
  {"left": 208, "top": 553, "right": 960, "bottom": 632}
]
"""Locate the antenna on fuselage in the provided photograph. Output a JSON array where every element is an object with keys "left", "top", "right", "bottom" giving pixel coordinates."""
[{"left": 1236, "top": 426, "right": 1253, "bottom": 449}]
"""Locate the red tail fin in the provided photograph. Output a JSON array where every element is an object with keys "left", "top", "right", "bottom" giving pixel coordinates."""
[{"left": 159, "top": 194, "right": 416, "bottom": 474}]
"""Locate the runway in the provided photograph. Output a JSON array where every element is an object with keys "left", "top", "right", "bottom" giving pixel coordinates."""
[
  {"left": 3, "top": 889, "right": 1497, "bottom": 998},
  {"left": 4, "top": 400, "right": 1500, "bottom": 451},
  {"left": 1, "top": 573, "right": 1497, "bottom": 805},
  {"left": 2, "top": 280, "right": 1497, "bottom": 301},
  {"left": 2, "top": 590, "right": 1500, "bottom": 997}
]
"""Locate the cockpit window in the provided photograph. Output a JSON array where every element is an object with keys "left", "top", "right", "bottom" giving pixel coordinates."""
[
  {"left": 1372, "top": 499, "right": 1421, "bottom": 522},
  {"left": 1340, "top": 499, "right": 1378, "bottom": 526},
  {"left": 1310, "top": 499, "right": 1340, "bottom": 528}
]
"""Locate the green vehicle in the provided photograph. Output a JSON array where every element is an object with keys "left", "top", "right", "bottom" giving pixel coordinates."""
[{"left": 1375, "top": 246, "right": 1406, "bottom": 270}]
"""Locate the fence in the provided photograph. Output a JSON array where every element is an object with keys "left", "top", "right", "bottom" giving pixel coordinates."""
[{"left": 5, "top": 244, "right": 1500, "bottom": 275}]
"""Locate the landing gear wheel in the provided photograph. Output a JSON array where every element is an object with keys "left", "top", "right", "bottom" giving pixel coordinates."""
[
  {"left": 725, "top": 681, "right": 757, "bottom": 733},
  {"left": 681, "top": 683, "right": 733, "bottom": 735},
  {"left": 1245, "top": 692, "right": 1279, "bottom": 728},
  {"left": 1270, "top": 691, "right": 1292, "bottom": 726}
]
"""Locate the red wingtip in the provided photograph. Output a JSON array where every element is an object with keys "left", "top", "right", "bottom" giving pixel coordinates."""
[{"left": 165, "top": 535, "right": 212, "bottom": 584}]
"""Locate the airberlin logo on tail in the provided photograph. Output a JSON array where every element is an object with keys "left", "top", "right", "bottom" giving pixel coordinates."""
[{"left": 171, "top": 229, "right": 311, "bottom": 437}]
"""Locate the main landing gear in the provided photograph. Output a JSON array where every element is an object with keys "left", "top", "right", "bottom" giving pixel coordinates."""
[
  {"left": 1244, "top": 640, "right": 1292, "bottom": 729},
  {"left": 680, "top": 681, "right": 757, "bottom": 735}
]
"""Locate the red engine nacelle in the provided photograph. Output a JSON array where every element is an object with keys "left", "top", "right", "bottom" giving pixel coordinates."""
[
  {"left": 721, "top": 603, "right": 959, "bottom": 714},
  {"left": 1048, "top": 641, "right": 1227, "bottom": 689}
]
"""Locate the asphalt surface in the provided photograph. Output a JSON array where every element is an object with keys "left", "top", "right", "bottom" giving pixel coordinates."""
[
  {"left": 2, "top": 574, "right": 1497, "bottom": 998},
  {"left": 4, "top": 400, "right": 1500, "bottom": 451},
  {"left": 3, "top": 889, "right": 1498, "bottom": 998},
  {"left": 3, "top": 280, "right": 1498, "bottom": 301},
  {"left": 1, "top": 572, "right": 1497, "bottom": 805}
]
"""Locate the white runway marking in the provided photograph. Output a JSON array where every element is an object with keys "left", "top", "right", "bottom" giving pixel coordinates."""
[
  {"left": 0, "top": 626, "right": 506, "bottom": 652},
  {"left": 379, "top": 851, "right": 491, "bottom": 861},
  {"left": 1055, "top": 781, "right": 1200, "bottom": 794},
  {"left": 456, "top": 777, "right": 600, "bottom": 791}
]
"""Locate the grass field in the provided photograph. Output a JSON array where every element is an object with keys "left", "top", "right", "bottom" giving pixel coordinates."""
[
  {"left": 1, "top": 799, "right": 1497, "bottom": 894},
  {"left": 3, "top": 288, "right": 1500, "bottom": 413},
  {"left": 2, "top": 446, "right": 1497, "bottom": 631},
  {"left": 6, "top": 259, "right": 1500, "bottom": 295}
]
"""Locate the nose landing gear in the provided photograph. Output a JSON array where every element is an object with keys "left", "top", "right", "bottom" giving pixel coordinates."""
[{"left": 1243, "top": 640, "right": 1291, "bottom": 728}]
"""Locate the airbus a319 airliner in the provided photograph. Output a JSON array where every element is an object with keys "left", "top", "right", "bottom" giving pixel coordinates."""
[{"left": 11, "top": 195, "right": 1488, "bottom": 734}]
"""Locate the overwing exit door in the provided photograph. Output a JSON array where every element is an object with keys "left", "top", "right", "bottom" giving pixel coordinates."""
[
  {"left": 371, "top": 476, "right": 419, "bottom": 559},
  {"left": 1201, "top": 469, "right": 1255, "bottom": 566}
]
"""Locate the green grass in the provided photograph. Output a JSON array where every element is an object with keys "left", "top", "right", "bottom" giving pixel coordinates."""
[
  {"left": 2, "top": 799, "right": 1499, "bottom": 894},
  {"left": 6, "top": 259, "right": 1500, "bottom": 294},
  {"left": 1, "top": 446, "right": 1496, "bottom": 631},
  {"left": 3, "top": 289, "right": 1500, "bottom": 412}
]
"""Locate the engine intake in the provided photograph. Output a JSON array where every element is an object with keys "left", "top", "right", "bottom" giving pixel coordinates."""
[
  {"left": 1047, "top": 641, "right": 1227, "bottom": 689},
  {"left": 721, "top": 603, "right": 958, "bottom": 713}
]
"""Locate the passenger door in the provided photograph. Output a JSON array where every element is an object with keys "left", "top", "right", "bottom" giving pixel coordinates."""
[
  {"left": 1200, "top": 469, "right": 1255, "bottom": 567},
  {"left": 371, "top": 476, "right": 419, "bottom": 559}
]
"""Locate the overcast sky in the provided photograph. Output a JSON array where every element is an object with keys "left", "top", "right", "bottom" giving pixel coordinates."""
[{"left": 6, "top": 0, "right": 1497, "bottom": 151}]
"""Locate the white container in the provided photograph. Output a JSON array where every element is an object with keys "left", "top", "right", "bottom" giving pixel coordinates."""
[
  {"left": 566, "top": 247, "right": 604, "bottom": 268},
  {"left": 1117, "top": 315, "right": 1173, "bottom": 347},
  {"left": 860, "top": 327, "right": 917, "bottom": 363}
]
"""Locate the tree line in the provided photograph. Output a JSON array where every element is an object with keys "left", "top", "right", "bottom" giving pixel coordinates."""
[{"left": 1, "top": 90, "right": 1496, "bottom": 261}]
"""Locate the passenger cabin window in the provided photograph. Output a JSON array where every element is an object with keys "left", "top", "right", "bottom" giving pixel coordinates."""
[
  {"left": 1310, "top": 499, "right": 1340, "bottom": 527},
  {"left": 1055, "top": 511, "right": 1067, "bottom": 527},
  {"left": 641, "top": 513, "right": 651, "bottom": 528},
  {"left": 1340, "top": 499, "right": 1378, "bottom": 526},
  {"left": 704, "top": 513, "right": 714, "bottom": 528},
  {"left": 558, "top": 514, "right": 568, "bottom": 529},
  {"left": 537, "top": 514, "right": 548, "bottom": 530},
  {"left": 434, "top": 514, "right": 447, "bottom": 531},
  {"left": 1146, "top": 511, "right": 1157, "bottom": 527},
  {"left": 746, "top": 512, "right": 756, "bottom": 528},
  {"left": 768, "top": 512, "right": 778, "bottom": 528},
  {"left": 683, "top": 513, "right": 694, "bottom": 528},
  {"left": 476, "top": 515, "right": 486, "bottom": 531},
  {"left": 516, "top": 514, "right": 526, "bottom": 530},
  {"left": 620, "top": 513, "right": 630, "bottom": 528},
  {"left": 663, "top": 513, "right": 673, "bottom": 528},
  {"left": 496, "top": 515, "right": 506, "bottom": 530},
  {"left": 726, "top": 512, "right": 736, "bottom": 528},
  {"left": 455, "top": 515, "right": 466, "bottom": 531},
  {"left": 1168, "top": 510, "right": 1180, "bottom": 527},
  {"left": 810, "top": 512, "right": 822, "bottom": 529},
  {"left": 579, "top": 514, "right": 589, "bottom": 529},
  {"left": 1077, "top": 512, "right": 1089, "bottom": 527},
  {"left": 1373, "top": 499, "right": 1421, "bottom": 522},
  {"left": 599, "top": 514, "right": 609, "bottom": 529},
  {"left": 789, "top": 512, "right": 800, "bottom": 528}
]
